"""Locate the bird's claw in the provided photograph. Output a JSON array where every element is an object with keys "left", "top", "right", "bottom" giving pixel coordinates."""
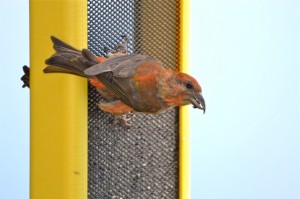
[
  {"left": 21, "top": 65, "right": 30, "bottom": 88},
  {"left": 114, "top": 112, "right": 135, "bottom": 128},
  {"left": 103, "top": 46, "right": 110, "bottom": 53},
  {"left": 106, "top": 35, "right": 130, "bottom": 58}
]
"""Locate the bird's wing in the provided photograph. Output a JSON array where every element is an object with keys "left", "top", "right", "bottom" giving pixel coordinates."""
[
  {"left": 84, "top": 54, "right": 160, "bottom": 109},
  {"left": 84, "top": 54, "right": 156, "bottom": 77}
]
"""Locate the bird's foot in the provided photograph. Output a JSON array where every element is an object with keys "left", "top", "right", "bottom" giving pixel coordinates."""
[
  {"left": 114, "top": 112, "right": 135, "bottom": 128},
  {"left": 106, "top": 35, "right": 130, "bottom": 58},
  {"left": 21, "top": 65, "right": 30, "bottom": 88}
]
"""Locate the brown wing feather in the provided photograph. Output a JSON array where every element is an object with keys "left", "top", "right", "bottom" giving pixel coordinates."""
[
  {"left": 90, "top": 55, "right": 161, "bottom": 111},
  {"left": 50, "top": 36, "right": 81, "bottom": 53},
  {"left": 84, "top": 54, "right": 158, "bottom": 77}
]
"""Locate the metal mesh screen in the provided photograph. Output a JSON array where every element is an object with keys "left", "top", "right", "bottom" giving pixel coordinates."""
[{"left": 88, "top": 1, "right": 180, "bottom": 198}]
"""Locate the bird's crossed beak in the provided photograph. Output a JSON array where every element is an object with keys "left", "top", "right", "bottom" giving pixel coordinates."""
[{"left": 190, "top": 93, "right": 206, "bottom": 114}]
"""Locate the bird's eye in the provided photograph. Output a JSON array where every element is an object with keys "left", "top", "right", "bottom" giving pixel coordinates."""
[{"left": 186, "top": 82, "right": 194, "bottom": 89}]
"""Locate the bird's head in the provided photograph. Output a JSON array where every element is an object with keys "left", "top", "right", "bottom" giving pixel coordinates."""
[{"left": 172, "top": 72, "right": 206, "bottom": 113}]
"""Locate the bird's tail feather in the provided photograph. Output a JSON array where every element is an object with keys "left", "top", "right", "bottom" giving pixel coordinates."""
[{"left": 44, "top": 36, "right": 98, "bottom": 78}]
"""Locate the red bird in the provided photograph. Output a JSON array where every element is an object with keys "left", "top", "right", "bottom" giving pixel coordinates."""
[{"left": 44, "top": 36, "right": 205, "bottom": 120}]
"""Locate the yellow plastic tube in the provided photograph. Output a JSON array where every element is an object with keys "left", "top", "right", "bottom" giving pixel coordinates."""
[
  {"left": 30, "top": 1, "right": 87, "bottom": 199},
  {"left": 179, "top": 0, "right": 191, "bottom": 199},
  {"left": 30, "top": 0, "right": 189, "bottom": 198}
]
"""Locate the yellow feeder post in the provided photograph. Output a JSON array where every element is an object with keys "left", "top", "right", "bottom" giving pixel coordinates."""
[
  {"left": 30, "top": 0, "right": 87, "bottom": 199},
  {"left": 30, "top": 0, "right": 190, "bottom": 198},
  {"left": 179, "top": 1, "right": 191, "bottom": 199}
]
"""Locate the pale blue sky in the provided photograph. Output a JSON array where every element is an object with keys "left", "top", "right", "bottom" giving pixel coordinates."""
[
  {"left": 0, "top": 0, "right": 299, "bottom": 199},
  {"left": 0, "top": 1, "right": 29, "bottom": 199},
  {"left": 190, "top": 0, "right": 300, "bottom": 198}
]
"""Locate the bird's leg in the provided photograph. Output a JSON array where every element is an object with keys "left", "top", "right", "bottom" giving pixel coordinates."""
[
  {"left": 98, "top": 100, "right": 134, "bottom": 115},
  {"left": 116, "top": 35, "right": 129, "bottom": 52},
  {"left": 98, "top": 100, "right": 135, "bottom": 127},
  {"left": 106, "top": 35, "right": 130, "bottom": 58}
]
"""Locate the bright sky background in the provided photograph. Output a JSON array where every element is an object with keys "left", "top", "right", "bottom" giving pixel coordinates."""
[
  {"left": 0, "top": 1, "right": 29, "bottom": 199},
  {"left": 190, "top": 0, "right": 300, "bottom": 198},
  {"left": 0, "top": 0, "right": 299, "bottom": 199}
]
